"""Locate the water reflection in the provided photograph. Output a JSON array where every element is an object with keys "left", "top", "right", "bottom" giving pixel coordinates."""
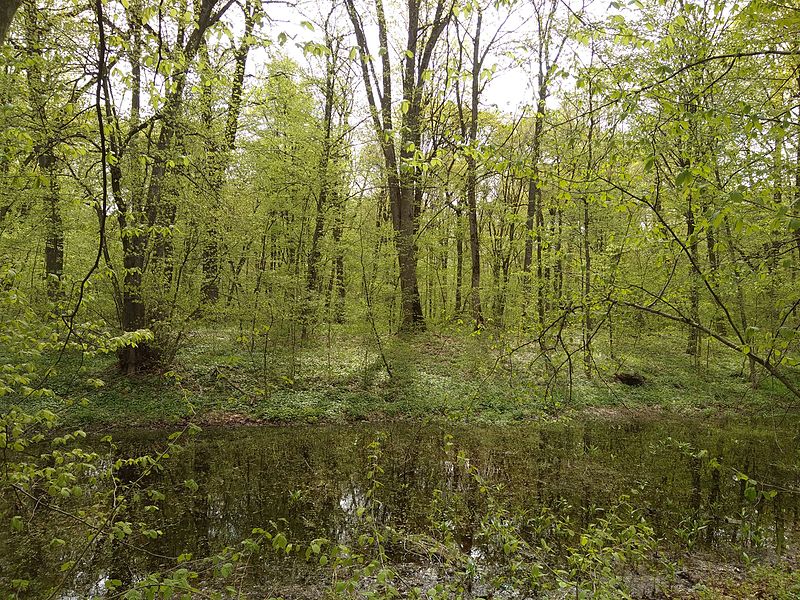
[{"left": 2, "top": 416, "right": 799, "bottom": 597}]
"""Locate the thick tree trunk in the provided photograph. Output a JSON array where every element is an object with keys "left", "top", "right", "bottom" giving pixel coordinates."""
[
  {"left": 0, "top": 0, "right": 21, "bottom": 43},
  {"left": 395, "top": 184, "right": 425, "bottom": 330},
  {"left": 118, "top": 232, "right": 149, "bottom": 373}
]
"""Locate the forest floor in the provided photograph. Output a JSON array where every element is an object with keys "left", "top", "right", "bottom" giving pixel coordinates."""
[{"left": 19, "top": 324, "right": 800, "bottom": 428}]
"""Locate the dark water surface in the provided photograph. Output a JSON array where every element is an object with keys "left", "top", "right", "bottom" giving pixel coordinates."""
[{"left": 3, "top": 415, "right": 799, "bottom": 597}]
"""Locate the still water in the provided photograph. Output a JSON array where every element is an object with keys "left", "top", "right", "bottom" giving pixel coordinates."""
[{"left": 2, "top": 415, "right": 799, "bottom": 597}]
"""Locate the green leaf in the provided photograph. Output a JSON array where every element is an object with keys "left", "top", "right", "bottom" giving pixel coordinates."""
[
  {"left": 11, "top": 515, "right": 23, "bottom": 531},
  {"left": 744, "top": 485, "right": 757, "bottom": 503},
  {"left": 675, "top": 169, "right": 692, "bottom": 188}
]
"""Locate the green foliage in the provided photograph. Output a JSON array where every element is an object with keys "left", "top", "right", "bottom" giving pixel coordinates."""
[{"left": 1, "top": 0, "right": 800, "bottom": 596}]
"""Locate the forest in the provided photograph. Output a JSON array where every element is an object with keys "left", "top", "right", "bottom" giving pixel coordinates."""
[{"left": 1, "top": 0, "right": 800, "bottom": 597}]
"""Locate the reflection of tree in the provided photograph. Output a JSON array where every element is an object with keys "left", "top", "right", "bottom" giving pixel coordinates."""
[
  {"left": 191, "top": 443, "right": 211, "bottom": 556},
  {"left": 10, "top": 422, "right": 797, "bottom": 594}
]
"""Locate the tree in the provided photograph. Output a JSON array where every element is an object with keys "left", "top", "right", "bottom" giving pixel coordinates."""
[
  {"left": 522, "top": 0, "right": 570, "bottom": 326},
  {"left": 345, "top": 0, "right": 454, "bottom": 331},
  {"left": 99, "top": 0, "right": 237, "bottom": 372}
]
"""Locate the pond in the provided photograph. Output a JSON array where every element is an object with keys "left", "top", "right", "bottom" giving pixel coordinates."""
[{"left": 2, "top": 414, "right": 799, "bottom": 598}]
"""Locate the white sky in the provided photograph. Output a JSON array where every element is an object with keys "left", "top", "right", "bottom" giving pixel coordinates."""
[{"left": 232, "top": 0, "right": 612, "bottom": 116}]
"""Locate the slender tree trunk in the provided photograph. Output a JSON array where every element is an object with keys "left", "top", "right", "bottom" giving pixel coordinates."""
[
  {"left": 583, "top": 78, "right": 594, "bottom": 377},
  {"left": 524, "top": 87, "right": 546, "bottom": 322},
  {"left": 535, "top": 180, "right": 546, "bottom": 325},
  {"left": 554, "top": 206, "right": 563, "bottom": 301},
  {"left": 331, "top": 189, "right": 346, "bottom": 324},
  {"left": 705, "top": 203, "right": 725, "bottom": 333},
  {"left": 454, "top": 204, "right": 464, "bottom": 315},
  {"left": 723, "top": 217, "right": 757, "bottom": 384},
  {"left": 466, "top": 10, "right": 484, "bottom": 328},
  {"left": 522, "top": 0, "right": 563, "bottom": 325},
  {"left": 794, "top": 74, "right": 800, "bottom": 266},
  {"left": 686, "top": 189, "right": 700, "bottom": 358},
  {"left": 306, "top": 32, "right": 337, "bottom": 307},
  {"left": 111, "top": 0, "right": 231, "bottom": 372},
  {"left": 43, "top": 161, "right": 64, "bottom": 299},
  {"left": 24, "top": 1, "right": 64, "bottom": 300},
  {"left": 201, "top": 0, "right": 254, "bottom": 303}
]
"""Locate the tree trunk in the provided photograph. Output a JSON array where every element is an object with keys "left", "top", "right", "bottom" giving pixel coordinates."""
[
  {"left": 24, "top": 2, "right": 64, "bottom": 301},
  {"left": 454, "top": 203, "right": 463, "bottom": 315},
  {"left": 108, "top": 0, "right": 232, "bottom": 372},
  {"left": 524, "top": 88, "right": 546, "bottom": 316},
  {"left": 306, "top": 31, "right": 337, "bottom": 307},
  {"left": 345, "top": 0, "right": 448, "bottom": 331},
  {"left": 466, "top": 10, "right": 484, "bottom": 329},
  {"left": 43, "top": 162, "right": 64, "bottom": 300},
  {"left": 0, "top": 0, "right": 22, "bottom": 43},
  {"left": 395, "top": 185, "right": 425, "bottom": 330},
  {"left": 331, "top": 188, "right": 346, "bottom": 324},
  {"left": 686, "top": 190, "right": 700, "bottom": 358},
  {"left": 201, "top": 0, "right": 254, "bottom": 303},
  {"left": 583, "top": 77, "right": 594, "bottom": 377},
  {"left": 723, "top": 218, "right": 756, "bottom": 384}
]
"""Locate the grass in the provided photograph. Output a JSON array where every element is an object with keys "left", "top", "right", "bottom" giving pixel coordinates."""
[{"left": 5, "top": 322, "right": 799, "bottom": 429}]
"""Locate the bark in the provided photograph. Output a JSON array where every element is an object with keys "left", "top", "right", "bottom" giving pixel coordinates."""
[
  {"left": 794, "top": 73, "right": 800, "bottom": 264},
  {"left": 686, "top": 189, "right": 700, "bottom": 358},
  {"left": 0, "top": 0, "right": 21, "bottom": 43},
  {"left": 524, "top": 85, "right": 546, "bottom": 326},
  {"left": 43, "top": 161, "right": 64, "bottom": 298},
  {"left": 705, "top": 204, "right": 725, "bottom": 333},
  {"left": 723, "top": 217, "right": 757, "bottom": 385},
  {"left": 554, "top": 206, "right": 562, "bottom": 300},
  {"left": 453, "top": 203, "right": 464, "bottom": 314},
  {"left": 330, "top": 187, "right": 346, "bottom": 323}
]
